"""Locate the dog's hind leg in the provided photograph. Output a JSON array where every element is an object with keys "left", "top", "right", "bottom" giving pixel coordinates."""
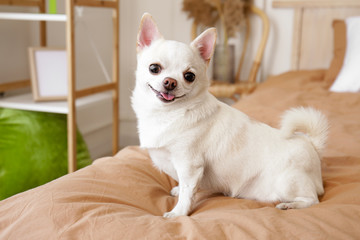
[
  {"left": 275, "top": 171, "right": 321, "bottom": 210},
  {"left": 276, "top": 197, "right": 319, "bottom": 210}
]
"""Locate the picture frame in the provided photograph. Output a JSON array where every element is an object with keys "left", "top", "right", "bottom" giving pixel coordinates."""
[{"left": 28, "top": 47, "right": 68, "bottom": 102}]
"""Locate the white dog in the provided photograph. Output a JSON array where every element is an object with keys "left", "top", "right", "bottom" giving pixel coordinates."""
[{"left": 132, "top": 13, "right": 329, "bottom": 218}]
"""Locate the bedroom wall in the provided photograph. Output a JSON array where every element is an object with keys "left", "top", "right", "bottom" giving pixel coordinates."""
[{"left": 0, "top": 0, "right": 294, "bottom": 158}]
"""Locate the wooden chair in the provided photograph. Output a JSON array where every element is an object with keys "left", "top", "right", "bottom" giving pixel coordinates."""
[{"left": 192, "top": 5, "right": 269, "bottom": 99}]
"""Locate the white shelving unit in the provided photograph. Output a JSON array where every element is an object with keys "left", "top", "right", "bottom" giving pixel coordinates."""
[
  {"left": 0, "top": 0, "right": 120, "bottom": 173},
  {"left": 0, "top": 12, "right": 66, "bottom": 21},
  {"left": 0, "top": 92, "right": 112, "bottom": 114}
]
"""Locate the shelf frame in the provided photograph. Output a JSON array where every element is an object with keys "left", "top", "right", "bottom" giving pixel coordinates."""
[{"left": 0, "top": 0, "right": 120, "bottom": 173}]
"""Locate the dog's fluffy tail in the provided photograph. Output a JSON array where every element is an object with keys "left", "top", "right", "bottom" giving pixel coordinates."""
[{"left": 280, "top": 107, "right": 329, "bottom": 155}]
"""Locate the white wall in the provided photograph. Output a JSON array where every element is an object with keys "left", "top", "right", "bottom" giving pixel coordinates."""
[
  {"left": 0, "top": 1, "right": 294, "bottom": 157},
  {"left": 261, "top": 0, "right": 294, "bottom": 77},
  {"left": 0, "top": 6, "right": 33, "bottom": 84}
]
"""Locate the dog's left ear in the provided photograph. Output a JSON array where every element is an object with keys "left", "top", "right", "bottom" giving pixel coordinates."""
[
  {"left": 137, "top": 13, "right": 163, "bottom": 53},
  {"left": 191, "top": 28, "right": 217, "bottom": 65}
]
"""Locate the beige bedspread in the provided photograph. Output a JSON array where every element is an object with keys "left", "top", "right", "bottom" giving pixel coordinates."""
[{"left": 1, "top": 70, "right": 360, "bottom": 239}]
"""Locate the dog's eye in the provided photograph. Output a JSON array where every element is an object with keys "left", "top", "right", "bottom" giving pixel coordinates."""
[
  {"left": 149, "top": 64, "right": 161, "bottom": 74},
  {"left": 184, "top": 72, "right": 195, "bottom": 83}
]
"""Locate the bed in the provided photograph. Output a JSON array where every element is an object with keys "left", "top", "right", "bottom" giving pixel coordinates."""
[{"left": 1, "top": 3, "right": 360, "bottom": 240}]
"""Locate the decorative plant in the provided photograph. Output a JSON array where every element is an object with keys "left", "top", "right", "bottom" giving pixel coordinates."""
[{"left": 182, "top": 0, "right": 252, "bottom": 45}]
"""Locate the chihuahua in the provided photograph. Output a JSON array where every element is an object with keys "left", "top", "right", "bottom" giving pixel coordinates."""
[{"left": 132, "top": 13, "right": 329, "bottom": 218}]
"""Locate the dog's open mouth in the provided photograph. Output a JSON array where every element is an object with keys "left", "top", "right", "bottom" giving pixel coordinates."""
[{"left": 148, "top": 84, "right": 184, "bottom": 103}]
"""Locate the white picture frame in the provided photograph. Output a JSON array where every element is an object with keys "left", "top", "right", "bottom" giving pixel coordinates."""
[{"left": 28, "top": 47, "right": 67, "bottom": 102}]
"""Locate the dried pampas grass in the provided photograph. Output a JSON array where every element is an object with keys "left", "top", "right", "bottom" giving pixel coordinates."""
[
  {"left": 182, "top": 0, "right": 252, "bottom": 43},
  {"left": 182, "top": 0, "right": 219, "bottom": 27}
]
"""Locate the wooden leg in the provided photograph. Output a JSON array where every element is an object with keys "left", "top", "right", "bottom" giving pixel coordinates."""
[
  {"left": 112, "top": 3, "right": 120, "bottom": 155},
  {"left": 39, "top": 0, "right": 47, "bottom": 46},
  {"left": 66, "top": 0, "right": 77, "bottom": 173}
]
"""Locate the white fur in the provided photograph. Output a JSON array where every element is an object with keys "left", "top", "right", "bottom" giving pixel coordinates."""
[{"left": 132, "top": 14, "right": 329, "bottom": 218}]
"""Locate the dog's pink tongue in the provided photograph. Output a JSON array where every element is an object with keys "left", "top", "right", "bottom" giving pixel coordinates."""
[{"left": 161, "top": 92, "right": 175, "bottom": 101}]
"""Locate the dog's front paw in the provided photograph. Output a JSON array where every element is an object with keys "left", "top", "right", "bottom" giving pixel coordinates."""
[
  {"left": 163, "top": 210, "right": 183, "bottom": 218},
  {"left": 276, "top": 203, "right": 293, "bottom": 210},
  {"left": 170, "top": 186, "right": 179, "bottom": 197}
]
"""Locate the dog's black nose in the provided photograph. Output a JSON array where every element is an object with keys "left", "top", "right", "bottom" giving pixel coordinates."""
[{"left": 163, "top": 78, "right": 177, "bottom": 91}]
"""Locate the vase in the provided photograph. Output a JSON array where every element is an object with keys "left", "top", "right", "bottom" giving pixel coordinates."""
[{"left": 212, "top": 44, "right": 235, "bottom": 83}]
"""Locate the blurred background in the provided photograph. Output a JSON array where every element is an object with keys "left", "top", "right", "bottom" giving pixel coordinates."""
[{"left": 0, "top": 0, "right": 294, "bottom": 158}]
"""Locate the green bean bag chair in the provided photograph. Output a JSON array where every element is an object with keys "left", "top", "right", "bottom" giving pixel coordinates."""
[{"left": 0, "top": 108, "right": 92, "bottom": 200}]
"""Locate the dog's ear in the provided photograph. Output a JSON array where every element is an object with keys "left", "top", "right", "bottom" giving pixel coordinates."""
[
  {"left": 191, "top": 28, "right": 217, "bottom": 65},
  {"left": 137, "top": 13, "right": 163, "bottom": 52}
]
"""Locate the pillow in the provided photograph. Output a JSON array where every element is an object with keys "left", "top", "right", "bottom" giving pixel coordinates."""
[
  {"left": 330, "top": 17, "right": 360, "bottom": 92},
  {"left": 324, "top": 20, "right": 346, "bottom": 88},
  {"left": 0, "top": 108, "right": 92, "bottom": 200}
]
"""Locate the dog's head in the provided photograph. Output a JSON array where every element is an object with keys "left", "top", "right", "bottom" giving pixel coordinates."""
[{"left": 134, "top": 13, "right": 216, "bottom": 107}]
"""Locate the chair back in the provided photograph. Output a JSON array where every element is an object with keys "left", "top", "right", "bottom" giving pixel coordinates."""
[{"left": 191, "top": 5, "right": 269, "bottom": 85}]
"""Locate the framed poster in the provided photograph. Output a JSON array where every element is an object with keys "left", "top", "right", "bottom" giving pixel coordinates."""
[{"left": 28, "top": 47, "right": 67, "bottom": 101}]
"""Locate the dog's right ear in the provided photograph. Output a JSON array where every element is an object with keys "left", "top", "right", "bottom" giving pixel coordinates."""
[
  {"left": 137, "top": 13, "right": 163, "bottom": 53},
  {"left": 190, "top": 28, "right": 217, "bottom": 65}
]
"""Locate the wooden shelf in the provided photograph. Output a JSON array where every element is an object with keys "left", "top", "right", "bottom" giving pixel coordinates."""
[
  {"left": 0, "top": 92, "right": 112, "bottom": 114},
  {"left": 0, "top": 12, "right": 66, "bottom": 21},
  {"left": 0, "top": 0, "right": 120, "bottom": 173}
]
